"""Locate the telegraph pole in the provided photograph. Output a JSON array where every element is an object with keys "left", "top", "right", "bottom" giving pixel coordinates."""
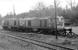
[{"left": 54, "top": 0, "right": 58, "bottom": 39}]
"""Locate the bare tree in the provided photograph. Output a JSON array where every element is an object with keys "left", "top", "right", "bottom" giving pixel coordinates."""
[
  {"left": 53, "top": 0, "right": 61, "bottom": 8},
  {"left": 53, "top": 0, "right": 62, "bottom": 16},
  {"left": 34, "top": 2, "right": 46, "bottom": 10},
  {"left": 66, "top": 0, "right": 76, "bottom": 9},
  {"left": 33, "top": 2, "right": 46, "bottom": 17},
  {"left": 13, "top": 5, "right": 16, "bottom": 16}
]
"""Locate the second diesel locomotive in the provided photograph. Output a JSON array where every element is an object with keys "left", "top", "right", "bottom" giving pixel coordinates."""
[{"left": 2, "top": 16, "right": 65, "bottom": 35}]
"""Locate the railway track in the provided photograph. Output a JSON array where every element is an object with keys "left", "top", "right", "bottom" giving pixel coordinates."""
[{"left": 0, "top": 29, "right": 77, "bottom": 50}]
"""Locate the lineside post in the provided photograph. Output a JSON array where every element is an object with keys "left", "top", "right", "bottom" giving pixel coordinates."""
[{"left": 54, "top": 0, "right": 58, "bottom": 39}]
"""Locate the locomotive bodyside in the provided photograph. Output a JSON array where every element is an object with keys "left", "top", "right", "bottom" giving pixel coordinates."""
[{"left": 2, "top": 16, "right": 64, "bottom": 34}]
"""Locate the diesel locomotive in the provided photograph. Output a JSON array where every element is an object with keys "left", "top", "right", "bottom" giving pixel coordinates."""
[{"left": 2, "top": 16, "right": 65, "bottom": 35}]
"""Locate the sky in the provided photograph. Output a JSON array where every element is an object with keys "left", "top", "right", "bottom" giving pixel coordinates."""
[{"left": 0, "top": 0, "right": 78, "bottom": 17}]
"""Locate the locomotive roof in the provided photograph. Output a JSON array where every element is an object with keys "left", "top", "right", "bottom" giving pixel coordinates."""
[
  {"left": 3, "top": 16, "right": 64, "bottom": 20},
  {"left": 21, "top": 17, "right": 51, "bottom": 20}
]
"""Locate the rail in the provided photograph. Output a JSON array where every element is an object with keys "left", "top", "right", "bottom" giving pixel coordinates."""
[
  {"left": 0, "top": 29, "right": 77, "bottom": 50},
  {"left": 5, "top": 33, "right": 76, "bottom": 50}
]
